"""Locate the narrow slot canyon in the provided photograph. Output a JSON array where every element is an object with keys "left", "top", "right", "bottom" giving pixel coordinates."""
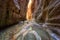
[{"left": 0, "top": 0, "right": 60, "bottom": 40}]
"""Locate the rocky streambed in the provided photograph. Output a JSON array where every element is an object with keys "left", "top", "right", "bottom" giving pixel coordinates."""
[{"left": 0, "top": 21, "right": 60, "bottom": 40}]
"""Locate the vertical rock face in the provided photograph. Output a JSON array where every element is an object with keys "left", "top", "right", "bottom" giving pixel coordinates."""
[
  {"left": 0, "top": 0, "right": 8, "bottom": 26},
  {"left": 18, "top": 0, "right": 28, "bottom": 18},
  {"left": 0, "top": 0, "right": 28, "bottom": 27},
  {"left": 34, "top": 0, "right": 60, "bottom": 36}
]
